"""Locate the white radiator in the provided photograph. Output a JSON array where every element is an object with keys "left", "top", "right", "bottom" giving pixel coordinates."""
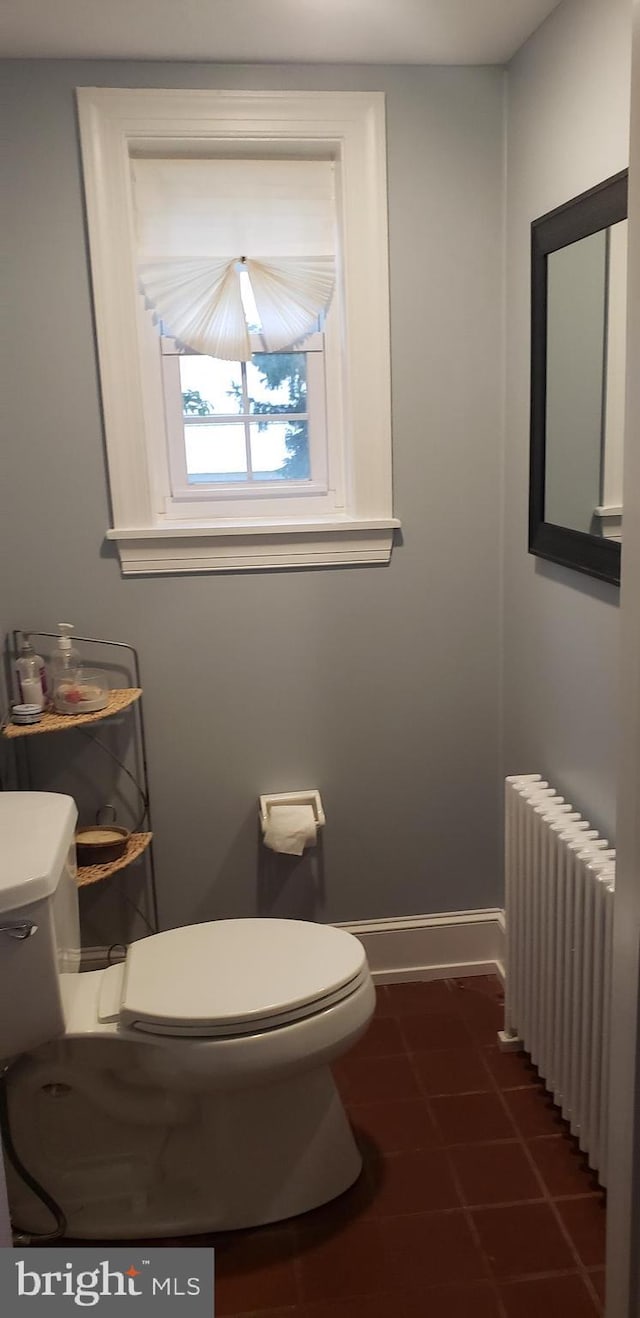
[{"left": 501, "top": 773, "right": 615, "bottom": 1184}]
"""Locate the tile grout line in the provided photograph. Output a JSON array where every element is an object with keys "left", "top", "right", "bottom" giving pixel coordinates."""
[
  {"left": 334, "top": 980, "right": 604, "bottom": 1317},
  {"left": 289, "top": 1222, "right": 306, "bottom": 1317},
  {"left": 402, "top": 1012, "right": 508, "bottom": 1316},
  {"left": 443, "top": 976, "right": 605, "bottom": 1315},
  {"left": 394, "top": 975, "right": 511, "bottom": 1313},
  {"left": 380, "top": 979, "right": 504, "bottom": 1312},
  {"left": 430, "top": 980, "right": 525, "bottom": 1318},
  {"left": 390, "top": 977, "right": 604, "bottom": 1315},
  {"left": 487, "top": 1051, "right": 605, "bottom": 1315}
]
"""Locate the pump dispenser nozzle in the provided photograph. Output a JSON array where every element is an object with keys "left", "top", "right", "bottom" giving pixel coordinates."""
[
  {"left": 56, "top": 623, "right": 75, "bottom": 652},
  {"left": 51, "top": 624, "right": 81, "bottom": 689}
]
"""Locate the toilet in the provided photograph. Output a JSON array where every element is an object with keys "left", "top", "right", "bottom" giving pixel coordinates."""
[{"left": 0, "top": 793, "right": 375, "bottom": 1239}]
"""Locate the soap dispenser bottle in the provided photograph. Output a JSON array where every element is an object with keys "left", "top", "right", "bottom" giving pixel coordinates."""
[
  {"left": 15, "top": 634, "right": 49, "bottom": 709},
  {"left": 51, "top": 622, "right": 109, "bottom": 715},
  {"left": 51, "top": 622, "right": 82, "bottom": 713}
]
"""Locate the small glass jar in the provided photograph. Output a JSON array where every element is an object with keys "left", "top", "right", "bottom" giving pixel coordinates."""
[{"left": 11, "top": 703, "right": 43, "bottom": 726}]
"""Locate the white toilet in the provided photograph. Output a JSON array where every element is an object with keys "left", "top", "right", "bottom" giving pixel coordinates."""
[{"left": 0, "top": 793, "right": 375, "bottom": 1239}]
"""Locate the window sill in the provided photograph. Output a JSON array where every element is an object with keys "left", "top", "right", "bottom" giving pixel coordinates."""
[{"left": 107, "top": 517, "right": 401, "bottom": 574}]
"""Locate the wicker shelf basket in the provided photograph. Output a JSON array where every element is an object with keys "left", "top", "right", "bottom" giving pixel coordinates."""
[
  {"left": 77, "top": 831, "right": 153, "bottom": 888},
  {"left": 2, "top": 688, "right": 142, "bottom": 738}
]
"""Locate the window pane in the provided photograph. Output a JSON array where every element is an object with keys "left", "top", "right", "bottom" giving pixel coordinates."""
[
  {"left": 184, "top": 423, "right": 248, "bottom": 483},
  {"left": 239, "top": 268, "right": 261, "bottom": 331},
  {"left": 250, "top": 421, "right": 310, "bottom": 481},
  {"left": 247, "top": 353, "right": 307, "bottom": 413},
  {"left": 179, "top": 357, "right": 244, "bottom": 415}
]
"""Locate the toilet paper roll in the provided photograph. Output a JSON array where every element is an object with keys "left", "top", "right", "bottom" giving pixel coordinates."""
[{"left": 263, "top": 804, "right": 317, "bottom": 856}]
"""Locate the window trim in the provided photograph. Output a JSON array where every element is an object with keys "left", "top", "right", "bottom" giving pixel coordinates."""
[{"left": 77, "top": 87, "right": 399, "bottom": 574}]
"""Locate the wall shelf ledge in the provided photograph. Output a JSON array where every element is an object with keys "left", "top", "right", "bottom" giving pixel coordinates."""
[{"left": 2, "top": 688, "right": 142, "bottom": 738}]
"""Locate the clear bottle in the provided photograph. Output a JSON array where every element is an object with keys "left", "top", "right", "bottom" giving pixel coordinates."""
[
  {"left": 51, "top": 622, "right": 82, "bottom": 713},
  {"left": 51, "top": 623, "right": 108, "bottom": 714},
  {"left": 15, "top": 634, "right": 48, "bottom": 710}
]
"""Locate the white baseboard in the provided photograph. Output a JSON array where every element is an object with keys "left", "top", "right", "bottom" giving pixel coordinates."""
[
  {"left": 82, "top": 908, "right": 506, "bottom": 984},
  {"left": 339, "top": 908, "right": 505, "bottom": 984}
]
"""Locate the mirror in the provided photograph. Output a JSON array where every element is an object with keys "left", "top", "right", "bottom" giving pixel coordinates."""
[{"left": 529, "top": 171, "right": 628, "bottom": 585}]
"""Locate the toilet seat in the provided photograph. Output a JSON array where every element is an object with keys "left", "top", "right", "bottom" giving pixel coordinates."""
[{"left": 100, "top": 919, "right": 368, "bottom": 1039}]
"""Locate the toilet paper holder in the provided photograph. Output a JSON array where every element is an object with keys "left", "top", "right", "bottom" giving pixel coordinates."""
[{"left": 259, "top": 790, "right": 326, "bottom": 835}]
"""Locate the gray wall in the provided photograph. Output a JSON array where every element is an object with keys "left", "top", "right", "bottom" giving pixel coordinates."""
[
  {"left": 503, "top": 0, "right": 631, "bottom": 839},
  {"left": 0, "top": 61, "right": 505, "bottom": 940}
]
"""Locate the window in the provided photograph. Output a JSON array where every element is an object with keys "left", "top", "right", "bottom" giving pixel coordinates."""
[
  {"left": 77, "top": 89, "right": 398, "bottom": 573},
  {"left": 162, "top": 334, "right": 329, "bottom": 507}
]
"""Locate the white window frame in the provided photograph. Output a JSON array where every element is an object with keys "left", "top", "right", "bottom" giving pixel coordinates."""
[{"left": 77, "top": 88, "right": 399, "bottom": 574}]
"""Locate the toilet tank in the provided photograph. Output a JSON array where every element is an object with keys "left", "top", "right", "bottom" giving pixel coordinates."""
[{"left": 0, "top": 793, "right": 79, "bottom": 1061}]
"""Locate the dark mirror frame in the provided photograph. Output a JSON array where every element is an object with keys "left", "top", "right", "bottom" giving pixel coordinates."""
[{"left": 529, "top": 170, "right": 628, "bottom": 586}]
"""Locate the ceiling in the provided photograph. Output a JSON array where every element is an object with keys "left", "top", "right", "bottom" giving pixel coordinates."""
[{"left": 0, "top": 0, "right": 564, "bottom": 64}]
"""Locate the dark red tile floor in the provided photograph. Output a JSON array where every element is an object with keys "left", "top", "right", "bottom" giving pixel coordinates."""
[{"left": 71, "top": 976, "right": 608, "bottom": 1316}]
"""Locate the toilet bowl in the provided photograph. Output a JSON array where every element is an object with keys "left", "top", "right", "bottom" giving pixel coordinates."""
[{"left": 0, "top": 794, "right": 375, "bottom": 1238}]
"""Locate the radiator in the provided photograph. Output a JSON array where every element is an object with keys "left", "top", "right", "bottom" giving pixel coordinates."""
[{"left": 501, "top": 773, "right": 615, "bottom": 1183}]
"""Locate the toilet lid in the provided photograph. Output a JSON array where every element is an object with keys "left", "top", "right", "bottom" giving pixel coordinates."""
[{"left": 119, "top": 919, "right": 368, "bottom": 1037}]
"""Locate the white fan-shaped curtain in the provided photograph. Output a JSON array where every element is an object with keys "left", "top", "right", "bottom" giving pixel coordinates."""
[
  {"left": 138, "top": 255, "right": 335, "bottom": 361},
  {"left": 249, "top": 258, "right": 335, "bottom": 351},
  {"left": 132, "top": 158, "right": 336, "bottom": 361},
  {"left": 138, "top": 258, "right": 247, "bottom": 359}
]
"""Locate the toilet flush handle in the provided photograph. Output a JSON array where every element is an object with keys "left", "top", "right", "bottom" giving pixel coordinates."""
[{"left": 0, "top": 921, "right": 38, "bottom": 941}]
